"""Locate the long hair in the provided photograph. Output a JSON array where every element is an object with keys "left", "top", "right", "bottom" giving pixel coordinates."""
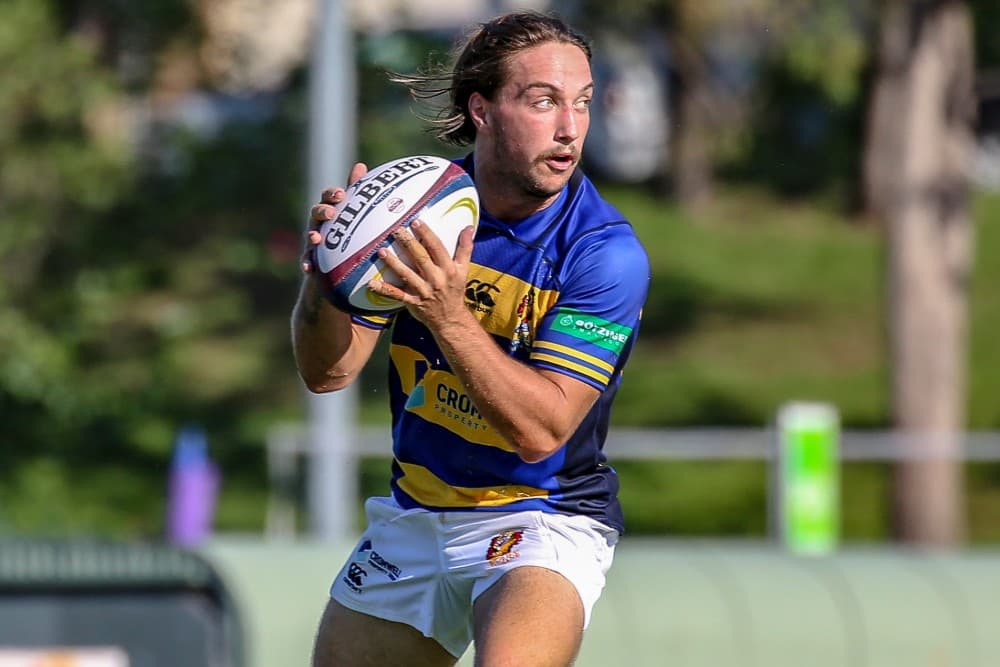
[{"left": 390, "top": 10, "right": 592, "bottom": 147}]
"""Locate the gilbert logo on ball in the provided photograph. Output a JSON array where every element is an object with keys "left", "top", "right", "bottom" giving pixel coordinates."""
[{"left": 314, "top": 155, "right": 479, "bottom": 315}]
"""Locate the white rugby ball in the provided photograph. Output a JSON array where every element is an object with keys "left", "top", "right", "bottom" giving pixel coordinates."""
[{"left": 313, "top": 155, "right": 479, "bottom": 315}]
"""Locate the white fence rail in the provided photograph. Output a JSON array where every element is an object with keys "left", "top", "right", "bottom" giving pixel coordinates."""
[
  {"left": 265, "top": 423, "right": 1000, "bottom": 540},
  {"left": 269, "top": 423, "right": 1000, "bottom": 462}
]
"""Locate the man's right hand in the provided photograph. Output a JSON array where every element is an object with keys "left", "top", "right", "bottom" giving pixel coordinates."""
[{"left": 301, "top": 162, "right": 369, "bottom": 275}]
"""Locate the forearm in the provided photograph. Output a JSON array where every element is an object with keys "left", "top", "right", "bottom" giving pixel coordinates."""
[
  {"left": 291, "top": 277, "right": 369, "bottom": 392},
  {"left": 432, "top": 309, "right": 595, "bottom": 462}
]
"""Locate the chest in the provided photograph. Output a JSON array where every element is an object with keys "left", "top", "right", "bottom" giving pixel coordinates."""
[{"left": 465, "top": 232, "right": 561, "bottom": 353}]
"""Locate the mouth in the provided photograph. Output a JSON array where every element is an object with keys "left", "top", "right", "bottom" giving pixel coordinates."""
[{"left": 543, "top": 152, "right": 576, "bottom": 171}]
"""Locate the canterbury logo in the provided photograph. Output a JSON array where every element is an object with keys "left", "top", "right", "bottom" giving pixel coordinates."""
[{"left": 465, "top": 279, "right": 500, "bottom": 312}]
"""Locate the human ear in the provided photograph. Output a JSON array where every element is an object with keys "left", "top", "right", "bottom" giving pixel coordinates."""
[{"left": 468, "top": 92, "right": 488, "bottom": 130}]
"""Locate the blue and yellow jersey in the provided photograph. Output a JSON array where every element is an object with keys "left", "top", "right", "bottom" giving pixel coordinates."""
[{"left": 352, "top": 157, "right": 650, "bottom": 533}]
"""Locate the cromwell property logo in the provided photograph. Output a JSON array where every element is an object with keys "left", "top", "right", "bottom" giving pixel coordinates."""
[{"left": 552, "top": 308, "right": 631, "bottom": 354}]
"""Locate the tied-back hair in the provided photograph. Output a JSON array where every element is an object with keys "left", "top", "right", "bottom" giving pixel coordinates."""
[{"left": 389, "top": 10, "right": 592, "bottom": 147}]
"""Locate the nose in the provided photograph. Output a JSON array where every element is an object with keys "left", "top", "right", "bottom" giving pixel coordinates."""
[{"left": 555, "top": 104, "right": 581, "bottom": 144}]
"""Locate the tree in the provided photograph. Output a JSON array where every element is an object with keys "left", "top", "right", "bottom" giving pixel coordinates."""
[
  {"left": 661, "top": 1, "right": 719, "bottom": 208},
  {"left": 559, "top": 0, "right": 870, "bottom": 207},
  {"left": 0, "top": 0, "right": 309, "bottom": 535},
  {"left": 863, "top": 0, "right": 977, "bottom": 545}
]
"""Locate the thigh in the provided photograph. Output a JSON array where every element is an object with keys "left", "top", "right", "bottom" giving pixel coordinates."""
[
  {"left": 330, "top": 497, "right": 477, "bottom": 657},
  {"left": 472, "top": 565, "right": 584, "bottom": 667},
  {"left": 312, "top": 598, "right": 458, "bottom": 667}
]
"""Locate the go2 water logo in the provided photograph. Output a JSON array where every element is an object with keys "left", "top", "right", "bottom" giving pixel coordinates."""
[{"left": 552, "top": 308, "right": 631, "bottom": 354}]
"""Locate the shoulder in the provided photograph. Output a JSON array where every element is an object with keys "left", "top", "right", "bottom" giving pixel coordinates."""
[{"left": 559, "top": 173, "right": 650, "bottom": 277}]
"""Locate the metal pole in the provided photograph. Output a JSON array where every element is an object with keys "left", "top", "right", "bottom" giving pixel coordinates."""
[{"left": 306, "top": 0, "right": 358, "bottom": 542}]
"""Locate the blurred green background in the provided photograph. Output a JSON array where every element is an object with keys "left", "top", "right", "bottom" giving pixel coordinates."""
[{"left": 1, "top": 0, "right": 999, "bottom": 545}]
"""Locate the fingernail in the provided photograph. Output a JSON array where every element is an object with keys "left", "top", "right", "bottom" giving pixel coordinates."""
[{"left": 411, "top": 219, "right": 423, "bottom": 229}]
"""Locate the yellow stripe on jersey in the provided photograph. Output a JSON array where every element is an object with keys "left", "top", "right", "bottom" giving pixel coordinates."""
[
  {"left": 531, "top": 352, "right": 611, "bottom": 385},
  {"left": 532, "top": 340, "right": 615, "bottom": 374},
  {"left": 466, "top": 264, "right": 558, "bottom": 337},
  {"left": 396, "top": 461, "right": 550, "bottom": 507},
  {"left": 389, "top": 343, "right": 424, "bottom": 394},
  {"left": 389, "top": 344, "right": 514, "bottom": 451},
  {"left": 357, "top": 313, "right": 393, "bottom": 328}
]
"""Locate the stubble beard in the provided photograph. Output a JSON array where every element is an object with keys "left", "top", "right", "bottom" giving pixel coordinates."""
[{"left": 490, "top": 132, "right": 568, "bottom": 203}]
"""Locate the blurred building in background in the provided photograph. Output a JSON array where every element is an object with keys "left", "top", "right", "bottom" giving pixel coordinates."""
[
  {"left": 196, "top": 0, "right": 315, "bottom": 94},
  {"left": 147, "top": 0, "right": 675, "bottom": 185}
]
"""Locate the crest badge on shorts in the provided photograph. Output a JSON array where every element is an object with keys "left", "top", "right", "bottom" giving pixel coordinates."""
[{"left": 485, "top": 530, "right": 524, "bottom": 566}]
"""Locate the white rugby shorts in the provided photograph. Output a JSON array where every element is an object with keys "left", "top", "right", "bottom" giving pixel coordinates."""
[{"left": 329, "top": 495, "right": 619, "bottom": 658}]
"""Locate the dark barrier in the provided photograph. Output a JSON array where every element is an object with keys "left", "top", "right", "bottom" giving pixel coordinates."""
[{"left": 0, "top": 539, "right": 244, "bottom": 667}]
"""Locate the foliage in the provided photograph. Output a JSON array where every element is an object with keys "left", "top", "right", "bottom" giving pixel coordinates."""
[
  {"left": 356, "top": 30, "right": 467, "bottom": 166},
  {"left": 0, "top": 0, "right": 133, "bottom": 443},
  {"left": 0, "top": 0, "right": 308, "bottom": 536},
  {"left": 970, "top": 0, "right": 1000, "bottom": 67},
  {"left": 2, "top": 2, "right": 1000, "bottom": 543}
]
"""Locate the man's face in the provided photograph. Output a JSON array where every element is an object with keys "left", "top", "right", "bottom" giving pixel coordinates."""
[{"left": 479, "top": 42, "right": 593, "bottom": 204}]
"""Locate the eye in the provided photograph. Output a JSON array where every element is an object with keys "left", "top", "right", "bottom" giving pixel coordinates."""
[
  {"left": 575, "top": 97, "right": 592, "bottom": 111},
  {"left": 533, "top": 97, "right": 556, "bottom": 109}
]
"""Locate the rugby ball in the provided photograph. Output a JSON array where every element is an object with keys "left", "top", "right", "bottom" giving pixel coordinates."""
[{"left": 313, "top": 155, "right": 479, "bottom": 315}]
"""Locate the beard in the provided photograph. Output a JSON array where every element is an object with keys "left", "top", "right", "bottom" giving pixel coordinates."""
[{"left": 490, "top": 128, "right": 575, "bottom": 201}]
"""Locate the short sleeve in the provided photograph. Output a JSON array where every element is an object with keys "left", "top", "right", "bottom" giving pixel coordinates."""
[
  {"left": 530, "top": 225, "right": 650, "bottom": 390},
  {"left": 351, "top": 311, "right": 397, "bottom": 330}
]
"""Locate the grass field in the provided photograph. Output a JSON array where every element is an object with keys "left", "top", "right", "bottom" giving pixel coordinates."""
[
  {"left": 612, "top": 185, "right": 1000, "bottom": 542},
  {"left": 613, "top": 185, "right": 1000, "bottom": 429}
]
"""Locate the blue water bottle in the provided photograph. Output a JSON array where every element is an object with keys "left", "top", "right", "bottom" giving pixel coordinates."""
[{"left": 166, "top": 425, "right": 220, "bottom": 547}]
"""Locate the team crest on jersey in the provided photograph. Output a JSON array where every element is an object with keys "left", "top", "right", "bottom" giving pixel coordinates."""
[
  {"left": 486, "top": 530, "right": 524, "bottom": 566},
  {"left": 509, "top": 292, "right": 535, "bottom": 353}
]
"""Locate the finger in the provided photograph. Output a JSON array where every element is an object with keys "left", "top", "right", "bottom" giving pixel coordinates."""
[
  {"left": 376, "top": 245, "right": 428, "bottom": 296},
  {"left": 348, "top": 162, "right": 368, "bottom": 186},
  {"left": 368, "top": 277, "right": 411, "bottom": 305},
  {"left": 391, "top": 226, "right": 437, "bottom": 278},
  {"left": 301, "top": 245, "right": 316, "bottom": 274},
  {"left": 306, "top": 229, "right": 322, "bottom": 246},
  {"left": 320, "top": 188, "right": 344, "bottom": 204},
  {"left": 409, "top": 219, "right": 451, "bottom": 266},
  {"left": 311, "top": 203, "right": 337, "bottom": 223},
  {"left": 453, "top": 225, "right": 475, "bottom": 265}
]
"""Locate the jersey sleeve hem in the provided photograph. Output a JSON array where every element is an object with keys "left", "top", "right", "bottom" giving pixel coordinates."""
[
  {"left": 530, "top": 353, "right": 611, "bottom": 391},
  {"left": 352, "top": 313, "right": 393, "bottom": 330}
]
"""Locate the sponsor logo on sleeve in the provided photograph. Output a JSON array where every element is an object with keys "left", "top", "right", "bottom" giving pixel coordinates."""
[{"left": 551, "top": 308, "right": 632, "bottom": 354}]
